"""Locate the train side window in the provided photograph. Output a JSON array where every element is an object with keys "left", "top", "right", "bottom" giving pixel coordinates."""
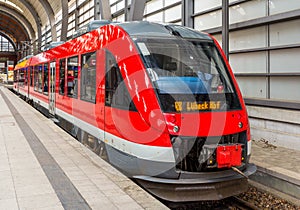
[
  {"left": 24, "top": 68, "right": 28, "bottom": 86},
  {"left": 38, "top": 65, "right": 43, "bottom": 93},
  {"left": 105, "top": 50, "right": 136, "bottom": 111},
  {"left": 59, "top": 59, "right": 66, "bottom": 95},
  {"left": 34, "top": 65, "right": 39, "bottom": 91},
  {"left": 67, "top": 56, "right": 78, "bottom": 98},
  {"left": 19, "top": 68, "right": 24, "bottom": 87},
  {"left": 81, "top": 52, "right": 96, "bottom": 103},
  {"left": 43, "top": 63, "right": 49, "bottom": 95},
  {"left": 30, "top": 67, "right": 33, "bottom": 87},
  {"left": 13, "top": 70, "right": 17, "bottom": 83}
]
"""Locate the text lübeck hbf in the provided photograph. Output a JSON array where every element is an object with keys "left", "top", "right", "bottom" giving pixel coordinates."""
[{"left": 175, "top": 101, "right": 221, "bottom": 111}]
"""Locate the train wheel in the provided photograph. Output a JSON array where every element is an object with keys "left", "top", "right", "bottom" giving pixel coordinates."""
[
  {"left": 78, "top": 129, "right": 88, "bottom": 144},
  {"left": 89, "top": 137, "right": 99, "bottom": 154},
  {"left": 99, "top": 141, "right": 108, "bottom": 161},
  {"left": 77, "top": 130, "right": 108, "bottom": 161},
  {"left": 80, "top": 131, "right": 99, "bottom": 153}
]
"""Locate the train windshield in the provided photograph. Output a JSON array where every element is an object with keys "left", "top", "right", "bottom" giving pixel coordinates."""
[{"left": 135, "top": 37, "right": 241, "bottom": 112}]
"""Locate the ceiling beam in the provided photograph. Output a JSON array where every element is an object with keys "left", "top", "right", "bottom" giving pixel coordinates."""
[
  {"left": 60, "top": 0, "right": 68, "bottom": 41},
  {"left": 17, "top": 0, "right": 42, "bottom": 51},
  {"left": 0, "top": 6, "right": 34, "bottom": 41},
  {"left": 0, "top": 23, "right": 22, "bottom": 41}
]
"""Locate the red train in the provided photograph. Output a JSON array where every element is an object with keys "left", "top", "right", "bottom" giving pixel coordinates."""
[{"left": 13, "top": 21, "right": 256, "bottom": 202}]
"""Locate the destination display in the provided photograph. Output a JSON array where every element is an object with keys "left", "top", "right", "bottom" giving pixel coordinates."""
[{"left": 175, "top": 101, "right": 223, "bottom": 112}]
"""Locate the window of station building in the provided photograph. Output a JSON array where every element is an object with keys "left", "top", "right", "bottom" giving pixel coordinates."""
[
  {"left": 145, "top": 0, "right": 163, "bottom": 14},
  {"left": 143, "top": 0, "right": 181, "bottom": 23},
  {"left": 105, "top": 50, "right": 136, "bottom": 111},
  {"left": 230, "top": 1, "right": 267, "bottom": 25},
  {"left": 194, "top": 10, "right": 222, "bottom": 31},
  {"left": 194, "top": 1, "right": 221, "bottom": 13},
  {"left": 67, "top": 13, "right": 76, "bottom": 38},
  {"left": 81, "top": 52, "right": 96, "bottom": 103},
  {"left": 165, "top": 4, "right": 181, "bottom": 22},
  {"left": 0, "top": 35, "right": 15, "bottom": 52},
  {"left": 78, "top": 0, "right": 94, "bottom": 26},
  {"left": 59, "top": 59, "right": 66, "bottom": 95},
  {"left": 67, "top": 56, "right": 78, "bottom": 98},
  {"left": 269, "top": 0, "right": 300, "bottom": 15},
  {"left": 43, "top": 63, "right": 49, "bottom": 95}
]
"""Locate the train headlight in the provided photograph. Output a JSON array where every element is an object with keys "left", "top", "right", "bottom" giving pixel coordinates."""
[
  {"left": 173, "top": 125, "right": 180, "bottom": 133},
  {"left": 238, "top": 122, "right": 243, "bottom": 128}
]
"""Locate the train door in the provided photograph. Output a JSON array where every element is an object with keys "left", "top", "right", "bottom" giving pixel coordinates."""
[
  {"left": 104, "top": 50, "right": 117, "bottom": 162},
  {"left": 49, "top": 61, "right": 56, "bottom": 115},
  {"left": 104, "top": 49, "right": 140, "bottom": 170},
  {"left": 104, "top": 50, "right": 116, "bottom": 139}
]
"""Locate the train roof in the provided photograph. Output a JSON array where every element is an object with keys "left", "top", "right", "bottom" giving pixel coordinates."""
[
  {"left": 43, "top": 41, "right": 65, "bottom": 51},
  {"left": 15, "top": 21, "right": 213, "bottom": 70},
  {"left": 116, "top": 21, "right": 212, "bottom": 41},
  {"left": 17, "top": 55, "right": 33, "bottom": 64},
  {"left": 72, "top": 20, "right": 112, "bottom": 38}
]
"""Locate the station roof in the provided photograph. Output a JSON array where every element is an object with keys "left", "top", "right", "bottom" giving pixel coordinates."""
[
  {"left": 0, "top": 0, "right": 150, "bottom": 55},
  {"left": 0, "top": 0, "right": 61, "bottom": 45}
]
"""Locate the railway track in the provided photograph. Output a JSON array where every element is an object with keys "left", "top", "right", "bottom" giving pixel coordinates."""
[
  {"left": 165, "top": 197, "right": 258, "bottom": 210},
  {"left": 229, "top": 196, "right": 261, "bottom": 210},
  {"left": 164, "top": 185, "right": 299, "bottom": 209}
]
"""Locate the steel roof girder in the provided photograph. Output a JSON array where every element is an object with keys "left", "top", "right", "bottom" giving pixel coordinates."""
[
  {"left": 0, "top": 6, "right": 34, "bottom": 41},
  {"left": 17, "top": 0, "right": 42, "bottom": 51},
  {"left": 39, "top": 0, "right": 57, "bottom": 41}
]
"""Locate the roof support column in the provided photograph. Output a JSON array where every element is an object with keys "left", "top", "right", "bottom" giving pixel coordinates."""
[
  {"left": 128, "top": 0, "right": 146, "bottom": 21},
  {"left": 60, "top": 0, "right": 68, "bottom": 41},
  {"left": 222, "top": 0, "right": 229, "bottom": 59},
  {"left": 75, "top": 0, "right": 79, "bottom": 30},
  {"left": 182, "top": 0, "right": 194, "bottom": 28},
  {"left": 39, "top": 0, "right": 57, "bottom": 41},
  {"left": 95, "top": 0, "right": 111, "bottom": 20},
  {"left": 18, "top": 0, "right": 42, "bottom": 53},
  {"left": 124, "top": 0, "right": 129, "bottom": 21}
]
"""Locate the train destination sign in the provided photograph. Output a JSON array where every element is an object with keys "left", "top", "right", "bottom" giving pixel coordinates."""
[{"left": 175, "top": 101, "right": 222, "bottom": 112}]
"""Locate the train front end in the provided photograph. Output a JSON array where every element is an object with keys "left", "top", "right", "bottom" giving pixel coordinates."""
[{"left": 111, "top": 22, "right": 256, "bottom": 202}]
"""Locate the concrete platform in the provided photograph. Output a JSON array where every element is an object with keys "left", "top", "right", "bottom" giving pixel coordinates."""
[
  {"left": 250, "top": 138, "right": 300, "bottom": 205},
  {"left": 0, "top": 86, "right": 167, "bottom": 210}
]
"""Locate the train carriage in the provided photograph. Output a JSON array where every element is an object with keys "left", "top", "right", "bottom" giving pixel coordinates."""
[{"left": 14, "top": 21, "right": 256, "bottom": 202}]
